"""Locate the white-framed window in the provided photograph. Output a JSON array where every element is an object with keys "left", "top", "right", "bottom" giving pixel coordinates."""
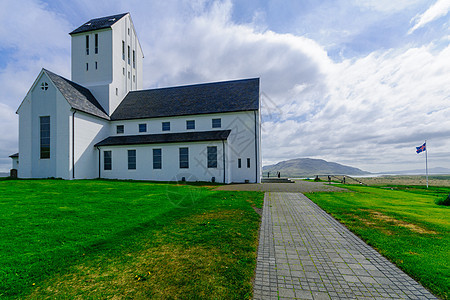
[
  {"left": 116, "top": 125, "right": 124, "bottom": 134},
  {"left": 104, "top": 151, "right": 112, "bottom": 170},
  {"left": 40, "top": 82, "right": 48, "bottom": 91},
  {"left": 139, "top": 124, "right": 147, "bottom": 132},
  {"left": 153, "top": 149, "right": 162, "bottom": 169},
  {"left": 207, "top": 146, "right": 217, "bottom": 168},
  {"left": 247, "top": 158, "right": 251, "bottom": 168},
  {"left": 133, "top": 50, "right": 136, "bottom": 68},
  {"left": 86, "top": 35, "right": 89, "bottom": 55},
  {"left": 40, "top": 116, "right": 50, "bottom": 159},
  {"left": 95, "top": 61, "right": 98, "bottom": 70},
  {"left": 128, "top": 46, "right": 131, "bottom": 64},
  {"left": 238, "top": 158, "right": 241, "bottom": 168},
  {"left": 94, "top": 33, "right": 98, "bottom": 54},
  {"left": 162, "top": 122, "right": 170, "bottom": 131},
  {"left": 128, "top": 150, "right": 136, "bottom": 170},
  {"left": 122, "top": 41, "right": 125, "bottom": 60},
  {"left": 179, "top": 147, "right": 189, "bottom": 168},
  {"left": 212, "top": 118, "right": 221, "bottom": 128},
  {"left": 186, "top": 120, "right": 195, "bottom": 130}
]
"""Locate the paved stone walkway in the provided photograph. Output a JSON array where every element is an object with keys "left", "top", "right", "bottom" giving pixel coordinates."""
[{"left": 253, "top": 192, "right": 437, "bottom": 300}]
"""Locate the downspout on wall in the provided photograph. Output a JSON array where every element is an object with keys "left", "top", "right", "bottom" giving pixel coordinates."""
[
  {"left": 72, "top": 110, "right": 76, "bottom": 179},
  {"left": 222, "top": 140, "right": 226, "bottom": 183}
]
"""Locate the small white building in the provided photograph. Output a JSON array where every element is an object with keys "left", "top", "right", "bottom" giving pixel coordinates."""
[{"left": 13, "top": 13, "right": 261, "bottom": 183}]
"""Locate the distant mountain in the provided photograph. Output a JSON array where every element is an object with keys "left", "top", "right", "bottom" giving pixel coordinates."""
[{"left": 263, "top": 158, "right": 370, "bottom": 177}]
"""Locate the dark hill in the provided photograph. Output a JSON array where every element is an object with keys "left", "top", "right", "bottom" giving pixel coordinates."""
[{"left": 263, "top": 158, "right": 370, "bottom": 177}]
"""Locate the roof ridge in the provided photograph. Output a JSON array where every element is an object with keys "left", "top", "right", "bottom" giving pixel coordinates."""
[
  {"left": 69, "top": 13, "right": 129, "bottom": 35},
  {"left": 129, "top": 77, "right": 260, "bottom": 94}
]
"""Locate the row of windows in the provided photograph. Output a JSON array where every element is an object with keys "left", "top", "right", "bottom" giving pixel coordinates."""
[
  {"left": 116, "top": 118, "right": 222, "bottom": 134},
  {"left": 85, "top": 34, "right": 99, "bottom": 55},
  {"left": 103, "top": 146, "right": 220, "bottom": 170},
  {"left": 122, "top": 41, "right": 136, "bottom": 68}
]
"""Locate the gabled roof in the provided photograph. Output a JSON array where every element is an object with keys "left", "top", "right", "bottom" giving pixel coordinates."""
[
  {"left": 44, "top": 69, "right": 109, "bottom": 120},
  {"left": 95, "top": 130, "right": 231, "bottom": 147},
  {"left": 69, "top": 13, "right": 128, "bottom": 35},
  {"left": 110, "top": 78, "right": 260, "bottom": 120}
]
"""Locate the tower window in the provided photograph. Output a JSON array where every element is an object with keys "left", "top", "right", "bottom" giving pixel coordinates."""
[
  {"left": 128, "top": 71, "right": 130, "bottom": 79},
  {"left": 94, "top": 34, "right": 98, "bottom": 54},
  {"left": 85, "top": 35, "right": 89, "bottom": 55},
  {"left": 122, "top": 41, "right": 125, "bottom": 60},
  {"left": 115, "top": 88, "right": 118, "bottom": 96},
  {"left": 128, "top": 28, "right": 130, "bottom": 35},
  {"left": 95, "top": 61, "right": 98, "bottom": 69},
  {"left": 86, "top": 63, "right": 88, "bottom": 71},
  {"left": 123, "top": 68, "right": 125, "bottom": 75},
  {"left": 133, "top": 50, "right": 136, "bottom": 68},
  {"left": 133, "top": 75, "right": 135, "bottom": 82},
  {"left": 127, "top": 46, "right": 130, "bottom": 64}
]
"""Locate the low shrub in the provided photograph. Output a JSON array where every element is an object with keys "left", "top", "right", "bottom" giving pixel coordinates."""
[{"left": 435, "top": 194, "right": 450, "bottom": 206}]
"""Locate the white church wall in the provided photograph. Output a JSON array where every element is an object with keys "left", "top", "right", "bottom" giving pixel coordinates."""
[
  {"left": 17, "top": 94, "right": 32, "bottom": 178},
  {"left": 55, "top": 92, "right": 72, "bottom": 179},
  {"left": 72, "top": 111, "right": 110, "bottom": 179},
  {"left": 109, "top": 110, "right": 259, "bottom": 183},
  {"left": 99, "top": 141, "right": 225, "bottom": 182}
]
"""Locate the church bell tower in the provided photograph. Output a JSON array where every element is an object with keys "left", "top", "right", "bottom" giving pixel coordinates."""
[{"left": 70, "top": 13, "right": 144, "bottom": 115}]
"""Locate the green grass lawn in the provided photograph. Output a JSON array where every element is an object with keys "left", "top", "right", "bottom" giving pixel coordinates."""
[
  {"left": 0, "top": 179, "right": 264, "bottom": 299},
  {"left": 306, "top": 185, "right": 450, "bottom": 299}
]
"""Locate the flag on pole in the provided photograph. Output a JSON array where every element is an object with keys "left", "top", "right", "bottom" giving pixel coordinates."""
[{"left": 416, "top": 142, "right": 426, "bottom": 154}]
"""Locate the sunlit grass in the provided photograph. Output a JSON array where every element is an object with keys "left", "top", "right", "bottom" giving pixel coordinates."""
[{"left": 0, "top": 179, "right": 263, "bottom": 299}]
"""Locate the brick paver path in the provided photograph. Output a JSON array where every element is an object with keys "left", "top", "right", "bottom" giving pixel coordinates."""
[{"left": 253, "top": 192, "right": 437, "bottom": 299}]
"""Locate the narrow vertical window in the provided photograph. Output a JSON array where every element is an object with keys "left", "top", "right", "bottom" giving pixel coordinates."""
[
  {"left": 153, "top": 149, "right": 162, "bottom": 169},
  {"left": 86, "top": 63, "right": 89, "bottom": 71},
  {"left": 186, "top": 120, "right": 195, "bottom": 130},
  {"left": 133, "top": 75, "right": 135, "bottom": 82},
  {"left": 104, "top": 151, "right": 112, "bottom": 170},
  {"left": 207, "top": 146, "right": 217, "bottom": 168},
  {"left": 85, "top": 35, "right": 89, "bottom": 55},
  {"left": 179, "top": 147, "right": 189, "bottom": 168},
  {"left": 95, "top": 61, "right": 98, "bottom": 69},
  {"left": 115, "top": 88, "right": 118, "bottom": 96},
  {"left": 122, "top": 41, "right": 125, "bottom": 60},
  {"left": 138, "top": 124, "right": 147, "bottom": 132},
  {"left": 247, "top": 158, "right": 251, "bottom": 168},
  {"left": 162, "top": 122, "right": 170, "bottom": 131},
  {"left": 94, "top": 34, "right": 98, "bottom": 54},
  {"left": 128, "top": 28, "right": 130, "bottom": 35},
  {"left": 128, "top": 46, "right": 131, "bottom": 64},
  {"left": 128, "top": 71, "right": 130, "bottom": 79},
  {"left": 40, "top": 116, "right": 50, "bottom": 159},
  {"left": 128, "top": 150, "right": 136, "bottom": 170},
  {"left": 123, "top": 67, "right": 125, "bottom": 75},
  {"left": 116, "top": 125, "right": 124, "bottom": 134},
  {"left": 133, "top": 50, "right": 136, "bottom": 68},
  {"left": 238, "top": 158, "right": 242, "bottom": 168},
  {"left": 212, "top": 118, "right": 221, "bottom": 128}
]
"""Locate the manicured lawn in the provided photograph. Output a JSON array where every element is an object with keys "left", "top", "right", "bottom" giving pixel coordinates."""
[
  {"left": 0, "top": 179, "right": 263, "bottom": 299},
  {"left": 306, "top": 185, "right": 450, "bottom": 299}
]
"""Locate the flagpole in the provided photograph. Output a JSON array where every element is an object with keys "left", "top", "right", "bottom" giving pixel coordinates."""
[{"left": 425, "top": 140, "right": 428, "bottom": 188}]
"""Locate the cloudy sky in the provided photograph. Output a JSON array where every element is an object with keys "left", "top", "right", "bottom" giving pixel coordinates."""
[{"left": 0, "top": 0, "right": 449, "bottom": 173}]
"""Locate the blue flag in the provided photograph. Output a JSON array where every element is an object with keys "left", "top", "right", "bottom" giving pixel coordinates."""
[{"left": 416, "top": 142, "right": 426, "bottom": 154}]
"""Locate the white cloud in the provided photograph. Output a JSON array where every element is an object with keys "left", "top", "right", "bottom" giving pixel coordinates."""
[{"left": 409, "top": 0, "right": 450, "bottom": 34}]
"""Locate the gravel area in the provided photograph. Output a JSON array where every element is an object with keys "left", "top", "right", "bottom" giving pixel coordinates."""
[{"left": 215, "top": 181, "right": 346, "bottom": 193}]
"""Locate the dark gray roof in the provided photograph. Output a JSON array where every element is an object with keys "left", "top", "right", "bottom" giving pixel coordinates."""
[
  {"left": 95, "top": 130, "right": 231, "bottom": 147},
  {"left": 70, "top": 13, "right": 128, "bottom": 35},
  {"left": 44, "top": 69, "right": 109, "bottom": 120},
  {"left": 110, "top": 78, "right": 259, "bottom": 120},
  {"left": 9, "top": 153, "right": 18, "bottom": 158}
]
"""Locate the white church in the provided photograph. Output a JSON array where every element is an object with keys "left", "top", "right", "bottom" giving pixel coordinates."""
[{"left": 11, "top": 13, "right": 261, "bottom": 183}]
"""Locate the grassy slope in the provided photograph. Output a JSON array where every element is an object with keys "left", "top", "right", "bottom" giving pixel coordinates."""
[
  {"left": 306, "top": 185, "right": 449, "bottom": 299},
  {"left": 0, "top": 179, "right": 263, "bottom": 299}
]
